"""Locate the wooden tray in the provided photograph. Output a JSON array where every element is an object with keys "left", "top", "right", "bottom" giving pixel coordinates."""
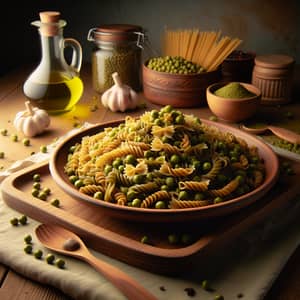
[{"left": 1, "top": 160, "right": 300, "bottom": 275}]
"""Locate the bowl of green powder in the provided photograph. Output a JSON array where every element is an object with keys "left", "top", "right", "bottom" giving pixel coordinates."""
[{"left": 206, "top": 82, "right": 261, "bottom": 122}]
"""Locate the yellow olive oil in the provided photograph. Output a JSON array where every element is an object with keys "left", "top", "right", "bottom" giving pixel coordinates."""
[{"left": 23, "top": 72, "right": 84, "bottom": 114}]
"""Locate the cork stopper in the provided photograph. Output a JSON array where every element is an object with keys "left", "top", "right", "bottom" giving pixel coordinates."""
[
  {"left": 39, "top": 11, "right": 61, "bottom": 36},
  {"left": 39, "top": 11, "right": 61, "bottom": 23}
]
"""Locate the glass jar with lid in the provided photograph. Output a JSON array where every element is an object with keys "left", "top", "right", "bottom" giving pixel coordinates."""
[{"left": 87, "top": 24, "right": 145, "bottom": 94}]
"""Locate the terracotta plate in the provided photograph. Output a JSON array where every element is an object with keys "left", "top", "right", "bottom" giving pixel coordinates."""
[{"left": 49, "top": 119, "right": 279, "bottom": 223}]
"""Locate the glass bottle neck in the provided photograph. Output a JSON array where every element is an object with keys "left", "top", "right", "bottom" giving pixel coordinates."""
[{"left": 39, "top": 29, "right": 64, "bottom": 67}]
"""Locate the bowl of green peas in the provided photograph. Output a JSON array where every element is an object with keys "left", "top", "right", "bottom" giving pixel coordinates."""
[{"left": 142, "top": 56, "right": 221, "bottom": 107}]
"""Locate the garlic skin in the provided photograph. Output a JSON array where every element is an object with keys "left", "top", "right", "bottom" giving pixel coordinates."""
[
  {"left": 101, "top": 72, "right": 139, "bottom": 112},
  {"left": 14, "top": 101, "right": 50, "bottom": 137}
]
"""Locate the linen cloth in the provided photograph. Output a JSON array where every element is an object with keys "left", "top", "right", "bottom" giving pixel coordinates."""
[{"left": 1, "top": 124, "right": 300, "bottom": 300}]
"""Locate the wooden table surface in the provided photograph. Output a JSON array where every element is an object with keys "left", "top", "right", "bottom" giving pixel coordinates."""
[{"left": 0, "top": 65, "right": 300, "bottom": 299}]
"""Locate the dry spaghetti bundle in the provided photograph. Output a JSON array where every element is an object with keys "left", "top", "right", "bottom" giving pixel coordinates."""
[{"left": 162, "top": 28, "right": 242, "bottom": 72}]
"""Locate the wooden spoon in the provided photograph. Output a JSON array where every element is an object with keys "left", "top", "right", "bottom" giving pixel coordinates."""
[
  {"left": 35, "top": 224, "right": 157, "bottom": 300},
  {"left": 240, "top": 124, "right": 300, "bottom": 144}
]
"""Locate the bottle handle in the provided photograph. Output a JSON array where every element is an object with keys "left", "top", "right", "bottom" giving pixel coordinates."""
[{"left": 63, "top": 38, "right": 82, "bottom": 73}]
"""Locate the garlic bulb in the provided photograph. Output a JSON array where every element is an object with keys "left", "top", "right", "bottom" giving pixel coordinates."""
[
  {"left": 101, "top": 72, "right": 139, "bottom": 112},
  {"left": 14, "top": 101, "right": 50, "bottom": 137}
]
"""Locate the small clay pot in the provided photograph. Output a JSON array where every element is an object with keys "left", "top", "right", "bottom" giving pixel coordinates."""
[{"left": 206, "top": 82, "right": 261, "bottom": 123}]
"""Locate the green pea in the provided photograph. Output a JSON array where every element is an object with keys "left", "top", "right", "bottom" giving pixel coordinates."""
[
  {"left": 175, "top": 114, "right": 184, "bottom": 125},
  {"left": 118, "top": 165, "right": 125, "bottom": 172},
  {"left": 38, "top": 191, "right": 48, "bottom": 200},
  {"left": 168, "top": 233, "right": 179, "bottom": 244},
  {"left": 69, "top": 175, "right": 78, "bottom": 184},
  {"left": 22, "top": 138, "right": 30, "bottom": 146},
  {"left": 146, "top": 173, "right": 153, "bottom": 182},
  {"left": 74, "top": 179, "right": 84, "bottom": 189},
  {"left": 181, "top": 233, "right": 193, "bottom": 245},
  {"left": 132, "top": 198, "right": 142, "bottom": 207},
  {"left": 11, "top": 134, "right": 18, "bottom": 142},
  {"left": 140, "top": 235, "right": 150, "bottom": 244},
  {"left": 50, "top": 198, "right": 60, "bottom": 207},
  {"left": 209, "top": 115, "right": 218, "bottom": 122},
  {"left": 112, "top": 158, "right": 122, "bottom": 169},
  {"left": 165, "top": 177, "right": 176, "bottom": 188},
  {"left": 19, "top": 215, "right": 27, "bottom": 225},
  {"left": 201, "top": 279, "right": 211, "bottom": 291},
  {"left": 69, "top": 145, "right": 77, "bottom": 153},
  {"left": 33, "top": 173, "right": 41, "bottom": 182},
  {"left": 202, "top": 162, "right": 212, "bottom": 172},
  {"left": 34, "top": 249, "right": 43, "bottom": 259},
  {"left": 104, "top": 164, "right": 113, "bottom": 175},
  {"left": 194, "top": 192, "right": 205, "bottom": 200},
  {"left": 33, "top": 182, "right": 41, "bottom": 190},
  {"left": 151, "top": 110, "right": 159, "bottom": 120},
  {"left": 214, "top": 197, "right": 223, "bottom": 204},
  {"left": 46, "top": 253, "right": 55, "bottom": 264},
  {"left": 40, "top": 145, "right": 47, "bottom": 153},
  {"left": 10, "top": 217, "right": 19, "bottom": 226},
  {"left": 214, "top": 295, "right": 224, "bottom": 300},
  {"left": 42, "top": 187, "right": 51, "bottom": 195},
  {"left": 154, "top": 118, "right": 164, "bottom": 126},
  {"left": 170, "top": 154, "right": 180, "bottom": 165},
  {"left": 24, "top": 234, "right": 32, "bottom": 244},
  {"left": 133, "top": 174, "right": 144, "bottom": 184},
  {"left": 161, "top": 184, "right": 168, "bottom": 191},
  {"left": 125, "top": 154, "right": 136, "bottom": 165},
  {"left": 155, "top": 201, "right": 166, "bottom": 209},
  {"left": 31, "top": 188, "right": 39, "bottom": 197},
  {"left": 24, "top": 244, "right": 33, "bottom": 254},
  {"left": 0, "top": 128, "right": 8, "bottom": 136},
  {"left": 127, "top": 190, "right": 138, "bottom": 202},
  {"left": 94, "top": 191, "right": 104, "bottom": 200},
  {"left": 55, "top": 258, "right": 65, "bottom": 268},
  {"left": 178, "top": 190, "right": 189, "bottom": 200}
]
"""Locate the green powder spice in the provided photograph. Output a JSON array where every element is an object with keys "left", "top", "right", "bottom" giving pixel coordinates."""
[{"left": 214, "top": 82, "right": 255, "bottom": 98}]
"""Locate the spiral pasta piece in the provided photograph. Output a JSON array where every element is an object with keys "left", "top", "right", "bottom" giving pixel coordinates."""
[
  {"left": 114, "top": 192, "right": 128, "bottom": 205},
  {"left": 130, "top": 182, "right": 158, "bottom": 193},
  {"left": 253, "top": 170, "right": 264, "bottom": 187},
  {"left": 96, "top": 145, "right": 144, "bottom": 169},
  {"left": 232, "top": 154, "right": 249, "bottom": 169},
  {"left": 203, "top": 157, "right": 227, "bottom": 180},
  {"left": 94, "top": 171, "right": 106, "bottom": 186},
  {"left": 208, "top": 177, "right": 240, "bottom": 198},
  {"left": 141, "top": 191, "right": 171, "bottom": 208},
  {"left": 160, "top": 163, "right": 194, "bottom": 177},
  {"left": 170, "top": 199, "right": 211, "bottom": 209},
  {"left": 180, "top": 133, "right": 191, "bottom": 151},
  {"left": 79, "top": 184, "right": 105, "bottom": 195},
  {"left": 179, "top": 180, "right": 210, "bottom": 191}
]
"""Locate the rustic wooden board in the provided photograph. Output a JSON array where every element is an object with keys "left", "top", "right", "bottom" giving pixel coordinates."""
[{"left": 1, "top": 160, "right": 300, "bottom": 275}]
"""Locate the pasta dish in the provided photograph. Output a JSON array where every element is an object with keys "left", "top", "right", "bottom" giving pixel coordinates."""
[{"left": 64, "top": 106, "right": 265, "bottom": 209}]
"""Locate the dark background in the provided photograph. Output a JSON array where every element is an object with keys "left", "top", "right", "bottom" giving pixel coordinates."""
[{"left": 1, "top": 0, "right": 299, "bottom": 76}]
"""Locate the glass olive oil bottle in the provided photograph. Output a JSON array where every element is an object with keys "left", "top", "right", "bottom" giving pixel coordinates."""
[{"left": 23, "top": 11, "right": 83, "bottom": 114}]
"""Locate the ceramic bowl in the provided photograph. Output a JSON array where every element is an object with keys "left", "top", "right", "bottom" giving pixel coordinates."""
[
  {"left": 142, "top": 62, "right": 221, "bottom": 107},
  {"left": 206, "top": 82, "right": 261, "bottom": 122}
]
